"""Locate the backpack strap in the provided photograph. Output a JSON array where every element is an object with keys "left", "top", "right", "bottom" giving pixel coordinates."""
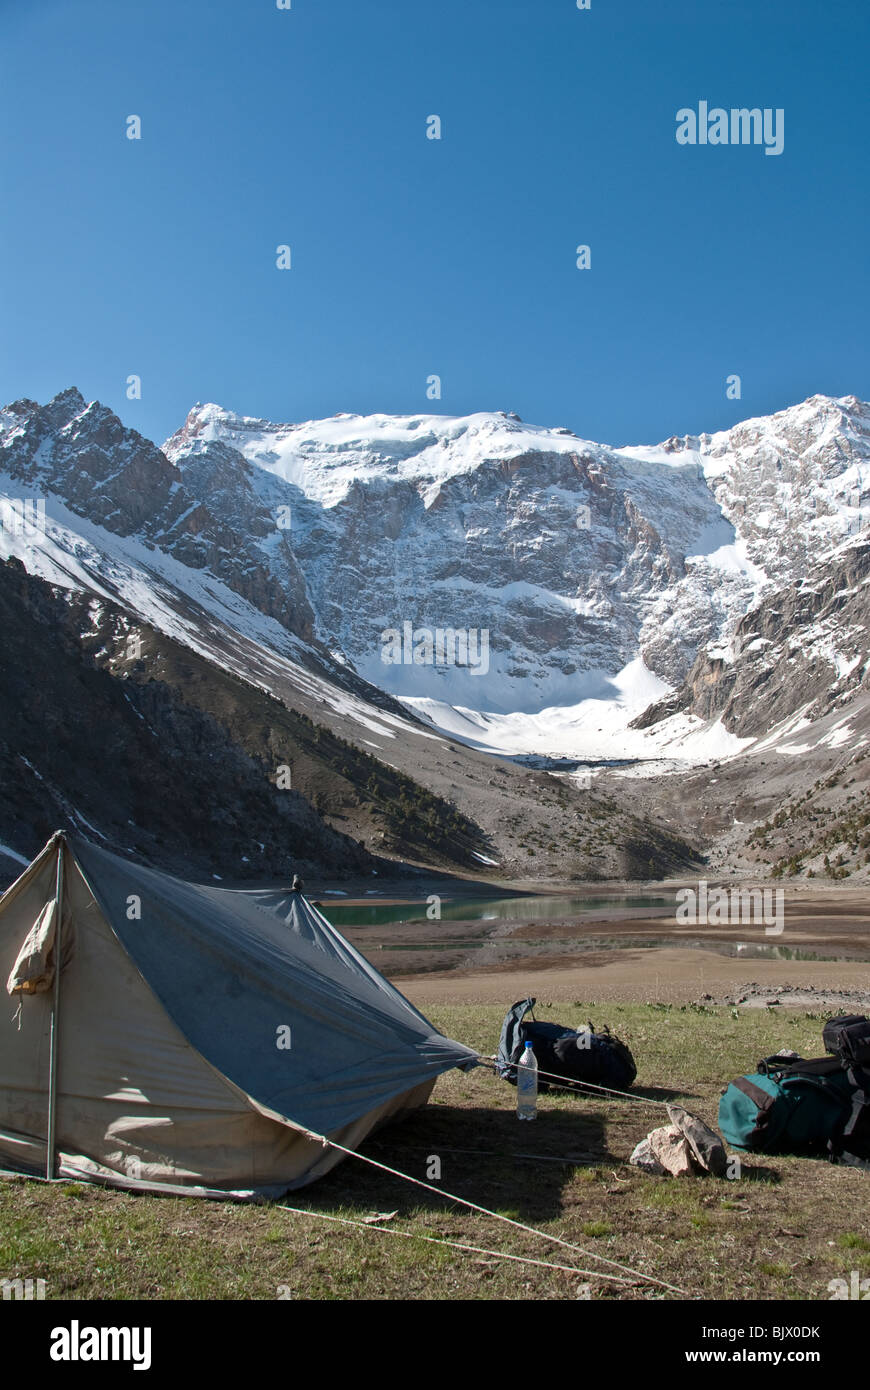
[
  {"left": 780, "top": 1056, "right": 844, "bottom": 1078},
  {"left": 839, "top": 1063, "right": 870, "bottom": 1156},
  {"left": 758, "top": 1053, "right": 807, "bottom": 1075},
  {"left": 732, "top": 1076, "right": 776, "bottom": 1109}
]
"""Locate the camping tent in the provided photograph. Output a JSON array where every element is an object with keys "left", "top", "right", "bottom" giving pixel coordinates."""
[{"left": 0, "top": 832, "right": 477, "bottom": 1196}]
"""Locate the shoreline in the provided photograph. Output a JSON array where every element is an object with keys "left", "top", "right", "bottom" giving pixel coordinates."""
[{"left": 319, "top": 883, "right": 870, "bottom": 1005}]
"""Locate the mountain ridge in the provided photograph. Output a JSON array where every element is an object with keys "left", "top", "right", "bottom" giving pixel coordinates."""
[{"left": 2, "top": 386, "right": 869, "bottom": 882}]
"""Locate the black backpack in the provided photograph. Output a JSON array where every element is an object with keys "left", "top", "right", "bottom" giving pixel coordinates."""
[
  {"left": 495, "top": 997, "right": 637, "bottom": 1095},
  {"left": 822, "top": 1015, "right": 870, "bottom": 1161}
]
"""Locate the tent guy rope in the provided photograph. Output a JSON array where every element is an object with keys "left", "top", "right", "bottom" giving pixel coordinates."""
[
  {"left": 277, "top": 1204, "right": 639, "bottom": 1287},
  {"left": 305, "top": 1130, "right": 691, "bottom": 1297},
  {"left": 475, "top": 1051, "right": 673, "bottom": 1107}
]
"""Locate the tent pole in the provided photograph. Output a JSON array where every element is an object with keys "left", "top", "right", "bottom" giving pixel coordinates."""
[{"left": 45, "top": 833, "right": 65, "bottom": 1181}]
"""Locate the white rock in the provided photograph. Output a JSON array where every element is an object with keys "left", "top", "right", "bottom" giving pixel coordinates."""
[
  {"left": 629, "top": 1136, "right": 667, "bottom": 1175},
  {"left": 648, "top": 1123, "right": 696, "bottom": 1177}
]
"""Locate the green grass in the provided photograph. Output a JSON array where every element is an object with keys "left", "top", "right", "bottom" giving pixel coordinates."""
[
  {"left": 581, "top": 1220, "right": 611, "bottom": 1238},
  {"left": 0, "top": 1002, "right": 865, "bottom": 1301},
  {"left": 837, "top": 1233, "right": 870, "bottom": 1252}
]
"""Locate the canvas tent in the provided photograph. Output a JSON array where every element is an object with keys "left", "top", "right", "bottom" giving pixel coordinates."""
[{"left": 0, "top": 832, "right": 477, "bottom": 1196}]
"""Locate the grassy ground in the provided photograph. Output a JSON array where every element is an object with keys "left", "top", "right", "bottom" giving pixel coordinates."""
[{"left": 2, "top": 1001, "right": 868, "bottom": 1301}]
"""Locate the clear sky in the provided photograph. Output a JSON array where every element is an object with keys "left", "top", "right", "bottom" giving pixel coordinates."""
[{"left": 1, "top": 0, "right": 867, "bottom": 450}]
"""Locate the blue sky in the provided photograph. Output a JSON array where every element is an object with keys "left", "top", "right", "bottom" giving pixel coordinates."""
[{"left": 1, "top": 0, "right": 867, "bottom": 449}]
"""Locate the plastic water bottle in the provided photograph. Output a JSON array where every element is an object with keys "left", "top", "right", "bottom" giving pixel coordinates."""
[{"left": 516, "top": 1042, "right": 538, "bottom": 1120}]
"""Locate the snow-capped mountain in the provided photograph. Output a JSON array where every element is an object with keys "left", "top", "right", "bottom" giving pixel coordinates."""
[
  {"left": 636, "top": 535, "right": 870, "bottom": 741},
  {"left": 163, "top": 400, "right": 756, "bottom": 715},
  {"left": 3, "top": 385, "right": 868, "bottom": 881},
  {"left": 163, "top": 391, "right": 870, "bottom": 733},
  {"left": 3, "top": 388, "right": 869, "bottom": 760}
]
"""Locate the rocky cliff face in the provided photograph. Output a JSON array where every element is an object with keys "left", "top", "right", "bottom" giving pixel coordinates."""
[
  {"left": 6, "top": 389, "right": 868, "bottom": 726},
  {"left": 0, "top": 389, "right": 318, "bottom": 644},
  {"left": 160, "top": 393, "right": 870, "bottom": 718},
  {"left": 635, "top": 538, "right": 870, "bottom": 739},
  {"left": 162, "top": 403, "right": 748, "bottom": 711}
]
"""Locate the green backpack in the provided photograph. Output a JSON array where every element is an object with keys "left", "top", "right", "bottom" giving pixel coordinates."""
[
  {"left": 719, "top": 1057, "right": 858, "bottom": 1156},
  {"left": 719, "top": 1014, "right": 870, "bottom": 1163}
]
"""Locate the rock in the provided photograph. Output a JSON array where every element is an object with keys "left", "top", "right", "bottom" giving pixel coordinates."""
[
  {"left": 666, "top": 1103, "right": 728, "bottom": 1177},
  {"left": 629, "top": 1136, "right": 667, "bottom": 1175},
  {"left": 648, "top": 1123, "right": 696, "bottom": 1177}
]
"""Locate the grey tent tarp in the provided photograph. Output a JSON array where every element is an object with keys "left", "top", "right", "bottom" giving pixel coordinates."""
[{"left": 0, "top": 832, "right": 477, "bottom": 1196}]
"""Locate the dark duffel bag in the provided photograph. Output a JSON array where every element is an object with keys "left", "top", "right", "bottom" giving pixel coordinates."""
[{"left": 495, "top": 996, "right": 637, "bottom": 1094}]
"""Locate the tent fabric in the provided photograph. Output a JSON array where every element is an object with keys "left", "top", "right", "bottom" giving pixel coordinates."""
[
  {"left": 6, "top": 897, "right": 58, "bottom": 995},
  {"left": 0, "top": 833, "right": 476, "bottom": 1195}
]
